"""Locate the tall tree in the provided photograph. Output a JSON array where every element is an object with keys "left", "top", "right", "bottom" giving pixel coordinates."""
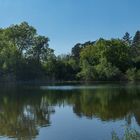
[
  {"left": 122, "top": 32, "right": 132, "bottom": 46},
  {"left": 5, "top": 22, "right": 36, "bottom": 54},
  {"left": 72, "top": 43, "right": 82, "bottom": 59},
  {"left": 132, "top": 31, "right": 140, "bottom": 69},
  {"left": 32, "top": 35, "right": 50, "bottom": 64},
  {"left": 133, "top": 31, "right": 140, "bottom": 48}
]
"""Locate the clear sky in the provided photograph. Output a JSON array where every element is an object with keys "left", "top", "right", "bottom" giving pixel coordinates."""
[{"left": 0, "top": 0, "right": 140, "bottom": 55}]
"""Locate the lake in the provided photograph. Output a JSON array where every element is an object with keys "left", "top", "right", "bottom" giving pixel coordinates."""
[{"left": 0, "top": 83, "right": 140, "bottom": 140}]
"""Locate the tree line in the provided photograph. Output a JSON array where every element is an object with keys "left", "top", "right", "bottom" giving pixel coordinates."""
[{"left": 0, "top": 22, "right": 140, "bottom": 82}]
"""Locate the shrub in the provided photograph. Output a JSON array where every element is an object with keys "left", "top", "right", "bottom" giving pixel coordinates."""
[{"left": 126, "top": 68, "right": 140, "bottom": 81}]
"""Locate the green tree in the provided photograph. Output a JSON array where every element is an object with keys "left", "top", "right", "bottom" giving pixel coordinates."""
[
  {"left": 123, "top": 32, "right": 132, "bottom": 46},
  {"left": 5, "top": 22, "right": 36, "bottom": 54},
  {"left": 71, "top": 43, "right": 82, "bottom": 59},
  {"left": 28, "top": 35, "right": 52, "bottom": 64},
  {"left": 95, "top": 58, "right": 121, "bottom": 80},
  {"left": 133, "top": 31, "right": 140, "bottom": 48}
]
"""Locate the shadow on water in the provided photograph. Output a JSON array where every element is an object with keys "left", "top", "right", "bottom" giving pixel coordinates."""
[{"left": 0, "top": 83, "right": 140, "bottom": 139}]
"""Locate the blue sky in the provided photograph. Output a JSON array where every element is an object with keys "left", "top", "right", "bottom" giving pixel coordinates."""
[{"left": 0, "top": 0, "right": 140, "bottom": 55}]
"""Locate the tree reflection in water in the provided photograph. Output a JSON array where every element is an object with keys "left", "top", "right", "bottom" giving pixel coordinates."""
[
  {"left": 0, "top": 87, "right": 55, "bottom": 139},
  {"left": 0, "top": 84, "right": 139, "bottom": 139}
]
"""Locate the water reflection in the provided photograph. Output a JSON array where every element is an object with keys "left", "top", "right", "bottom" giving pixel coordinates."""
[{"left": 0, "top": 84, "right": 139, "bottom": 139}]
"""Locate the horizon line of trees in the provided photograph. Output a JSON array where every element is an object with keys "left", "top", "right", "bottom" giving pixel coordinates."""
[{"left": 0, "top": 22, "right": 140, "bottom": 82}]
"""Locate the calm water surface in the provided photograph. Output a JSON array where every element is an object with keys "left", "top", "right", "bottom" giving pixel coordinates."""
[{"left": 0, "top": 83, "right": 140, "bottom": 140}]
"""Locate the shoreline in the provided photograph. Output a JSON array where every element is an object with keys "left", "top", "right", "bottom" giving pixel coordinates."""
[{"left": 0, "top": 80, "right": 139, "bottom": 86}]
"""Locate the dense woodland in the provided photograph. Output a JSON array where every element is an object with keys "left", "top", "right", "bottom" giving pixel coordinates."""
[{"left": 0, "top": 22, "right": 140, "bottom": 82}]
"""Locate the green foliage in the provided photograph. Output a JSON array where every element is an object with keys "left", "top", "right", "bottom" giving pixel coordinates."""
[
  {"left": 133, "top": 31, "right": 140, "bottom": 48},
  {"left": 126, "top": 68, "right": 137, "bottom": 81},
  {"left": 5, "top": 22, "right": 36, "bottom": 53},
  {"left": 112, "top": 131, "right": 120, "bottom": 140},
  {"left": 0, "top": 22, "right": 54, "bottom": 81},
  {"left": 0, "top": 22, "right": 140, "bottom": 81},
  {"left": 112, "top": 128, "right": 140, "bottom": 140},
  {"left": 123, "top": 32, "right": 132, "bottom": 46},
  {"left": 71, "top": 43, "right": 82, "bottom": 59},
  {"left": 78, "top": 38, "right": 132, "bottom": 81},
  {"left": 77, "top": 60, "right": 96, "bottom": 81},
  {"left": 95, "top": 59, "right": 121, "bottom": 80},
  {"left": 126, "top": 68, "right": 140, "bottom": 81}
]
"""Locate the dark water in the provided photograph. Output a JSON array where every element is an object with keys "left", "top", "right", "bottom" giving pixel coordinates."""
[{"left": 0, "top": 83, "right": 140, "bottom": 140}]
